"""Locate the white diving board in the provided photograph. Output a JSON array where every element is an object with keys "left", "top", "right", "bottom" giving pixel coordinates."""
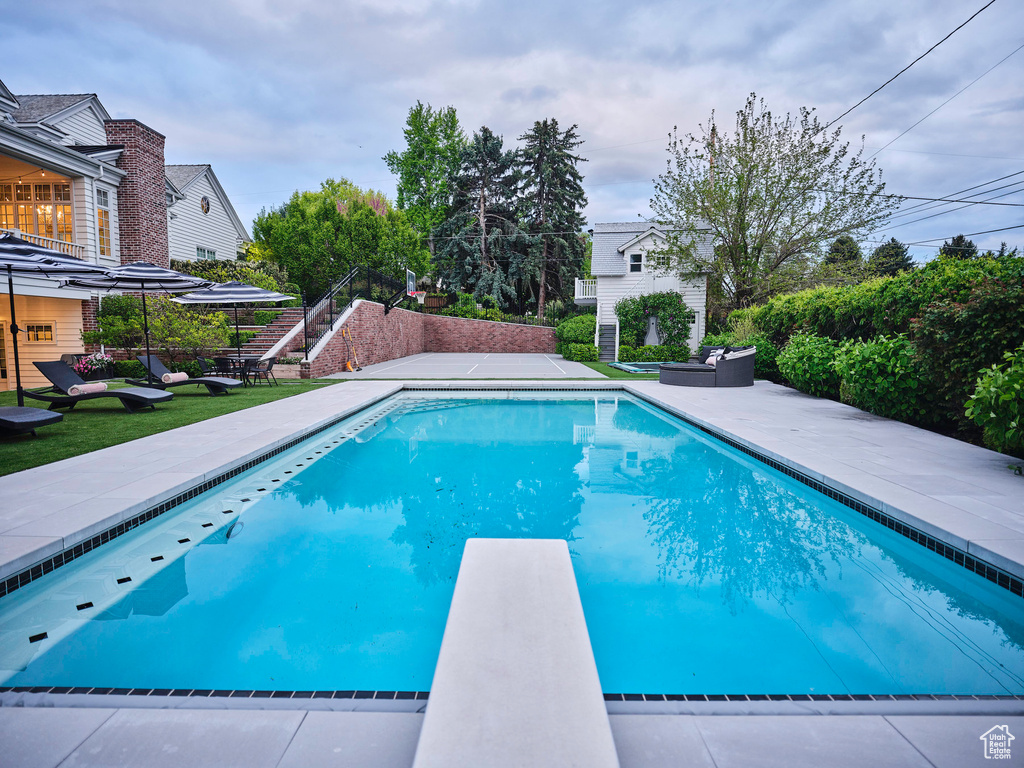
[{"left": 413, "top": 538, "right": 619, "bottom": 768}]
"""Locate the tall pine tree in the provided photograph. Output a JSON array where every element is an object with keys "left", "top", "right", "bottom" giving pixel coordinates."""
[
  {"left": 434, "top": 127, "right": 522, "bottom": 307},
  {"left": 517, "top": 119, "right": 588, "bottom": 319}
]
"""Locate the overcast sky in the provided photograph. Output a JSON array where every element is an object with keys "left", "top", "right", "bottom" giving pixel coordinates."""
[{"left": 3, "top": 0, "right": 1022, "bottom": 261}]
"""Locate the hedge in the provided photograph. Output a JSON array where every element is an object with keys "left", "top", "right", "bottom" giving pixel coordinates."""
[
  {"left": 965, "top": 342, "right": 1024, "bottom": 458},
  {"left": 563, "top": 343, "right": 599, "bottom": 362},
  {"left": 555, "top": 314, "right": 596, "bottom": 356},
  {"left": 776, "top": 334, "right": 841, "bottom": 399},
  {"left": 834, "top": 335, "right": 932, "bottom": 425}
]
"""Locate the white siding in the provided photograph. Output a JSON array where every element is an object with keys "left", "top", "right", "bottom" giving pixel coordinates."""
[
  {"left": 72, "top": 177, "right": 96, "bottom": 265},
  {"left": 595, "top": 272, "right": 707, "bottom": 353},
  {"left": 0, "top": 295, "right": 85, "bottom": 390},
  {"left": 52, "top": 106, "right": 107, "bottom": 146},
  {"left": 167, "top": 173, "right": 242, "bottom": 262}
]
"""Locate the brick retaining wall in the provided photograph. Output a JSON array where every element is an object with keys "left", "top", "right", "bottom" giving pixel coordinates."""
[{"left": 302, "top": 301, "right": 556, "bottom": 378}]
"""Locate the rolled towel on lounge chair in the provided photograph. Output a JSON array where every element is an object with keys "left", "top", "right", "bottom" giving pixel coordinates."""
[
  {"left": 161, "top": 371, "right": 190, "bottom": 384},
  {"left": 67, "top": 382, "right": 108, "bottom": 396}
]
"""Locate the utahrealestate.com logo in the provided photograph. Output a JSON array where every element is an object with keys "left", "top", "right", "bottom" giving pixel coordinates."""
[{"left": 980, "top": 725, "right": 1014, "bottom": 760}]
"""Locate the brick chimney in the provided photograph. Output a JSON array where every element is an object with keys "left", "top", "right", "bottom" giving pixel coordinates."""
[{"left": 104, "top": 119, "right": 168, "bottom": 268}]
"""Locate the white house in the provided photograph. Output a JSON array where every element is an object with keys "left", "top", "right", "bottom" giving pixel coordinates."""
[
  {"left": 0, "top": 76, "right": 251, "bottom": 391},
  {"left": 166, "top": 164, "right": 251, "bottom": 262},
  {"left": 575, "top": 222, "right": 711, "bottom": 361}
]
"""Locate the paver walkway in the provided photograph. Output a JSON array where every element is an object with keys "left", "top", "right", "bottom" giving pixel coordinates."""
[{"left": 324, "top": 352, "right": 605, "bottom": 379}]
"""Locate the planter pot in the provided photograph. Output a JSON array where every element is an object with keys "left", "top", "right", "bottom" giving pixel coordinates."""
[
  {"left": 82, "top": 366, "right": 113, "bottom": 382},
  {"left": 275, "top": 364, "right": 301, "bottom": 379}
]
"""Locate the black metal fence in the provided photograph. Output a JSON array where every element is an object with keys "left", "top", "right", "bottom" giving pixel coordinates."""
[{"left": 301, "top": 265, "right": 407, "bottom": 355}]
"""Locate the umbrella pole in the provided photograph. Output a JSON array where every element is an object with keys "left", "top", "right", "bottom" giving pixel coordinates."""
[
  {"left": 141, "top": 289, "right": 153, "bottom": 384},
  {"left": 7, "top": 265, "right": 24, "bottom": 408},
  {"left": 234, "top": 304, "right": 241, "bottom": 358}
]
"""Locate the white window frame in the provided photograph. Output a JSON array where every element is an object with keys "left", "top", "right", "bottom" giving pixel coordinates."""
[
  {"left": 629, "top": 252, "right": 643, "bottom": 273},
  {"left": 196, "top": 246, "right": 216, "bottom": 261}
]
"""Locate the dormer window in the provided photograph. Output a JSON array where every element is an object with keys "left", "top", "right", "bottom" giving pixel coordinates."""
[{"left": 629, "top": 253, "right": 642, "bottom": 273}]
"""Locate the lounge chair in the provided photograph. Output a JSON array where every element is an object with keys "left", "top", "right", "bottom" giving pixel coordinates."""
[
  {"left": 131, "top": 355, "right": 242, "bottom": 396},
  {"left": 26, "top": 361, "right": 173, "bottom": 413},
  {"left": 0, "top": 406, "right": 63, "bottom": 437},
  {"left": 659, "top": 346, "right": 757, "bottom": 387}
]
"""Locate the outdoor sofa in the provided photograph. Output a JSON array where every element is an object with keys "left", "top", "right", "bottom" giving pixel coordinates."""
[
  {"left": 131, "top": 355, "right": 243, "bottom": 396},
  {"left": 659, "top": 346, "right": 756, "bottom": 387},
  {"left": 26, "top": 361, "right": 174, "bottom": 413}
]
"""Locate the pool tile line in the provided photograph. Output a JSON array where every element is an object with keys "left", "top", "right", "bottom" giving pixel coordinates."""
[
  {"left": 0, "top": 686, "right": 430, "bottom": 700},
  {"left": 625, "top": 389, "right": 1024, "bottom": 600},
  {"left": 0, "top": 392, "right": 402, "bottom": 599}
]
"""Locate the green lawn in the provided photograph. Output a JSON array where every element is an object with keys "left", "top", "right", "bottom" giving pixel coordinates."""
[
  {"left": 580, "top": 362, "right": 659, "bottom": 379},
  {"left": 0, "top": 379, "right": 339, "bottom": 476}
]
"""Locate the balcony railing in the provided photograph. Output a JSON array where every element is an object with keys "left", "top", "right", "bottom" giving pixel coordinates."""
[
  {"left": 1, "top": 228, "right": 87, "bottom": 261},
  {"left": 574, "top": 278, "right": 597, "bottom": 304}
]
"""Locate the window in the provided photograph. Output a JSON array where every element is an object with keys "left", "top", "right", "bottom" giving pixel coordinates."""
[
  {"left": 0, "top": 322, "right": 7, "bottom": 380},
  {"left": 96, "top": 189, "right": 110, "bottom": 257},
  {"left": 625, "top": 450, "right": 639, "bottom": 469},
  {"left": 629, "top": 253, "right": 642, "bottom": 273},
  {"left": 24, "top": 323, "right": 55, "bottom": 343},
  {"left": 654, "top": 253, "right": 671, "bottom": 270},
  {"left": 0, "top": 181, "right": 73, "bottom": 241},
  {"left": 196, "top": 247, "right": 216, "bottom": 261}
]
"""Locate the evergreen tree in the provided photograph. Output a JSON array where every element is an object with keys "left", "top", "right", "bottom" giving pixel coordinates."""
[
  {"left": 517, "top": 119, "right": 588, "bottom": 319},
  {"left": 938, "top": 234, "right": 978, "bottom": 260},
  {"left": 383, "top": 102, "right": 466, "bottom": 259},
  {"left": 824, "top": 234, "right": 863, "bottom": 265},
  {"left": 433, "top": 127, "right": 522, "bottom": 307},
  {"left": 868, "top": 237, "right": 914, "bottom": 276}
]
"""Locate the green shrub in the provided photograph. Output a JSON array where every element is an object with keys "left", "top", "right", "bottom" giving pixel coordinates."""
[
  {"left": 563, "top": 343, "right": 599, "bottom": 362},
  {"left": 699, "top": 330, "right": 779, "bottom": 381},
  {"left": 479, "top": 308, "right": 503, "bottom": 322},
  {"left": 834, "top": 335, "right": 931, "bottom": 424},
  {"left": 965, "top": 343, "right": 1024, "bottom": 458},
  {"left": 911, "top": 276, "right": 1024, "bottom": 429},
  {"left": 615, "top": 291, "right": 694, "bottom": 348},
  {"left": 777, "top": 334, "right": 841, "bottom": 399},
  {"left": 254, "top": 310, "right": 282, "bottom": 326},
  {"left": 555, "top": 314, "right": 596, "bottom": 355},
  {"left": 618, "top": 345, "right": 635, "bottom": 363},
  {"left": 229, "top": 329, "right": 258, "bottom": 347},
  {"left": 113, "top": 360, "right": 147, "bottom": 379}
]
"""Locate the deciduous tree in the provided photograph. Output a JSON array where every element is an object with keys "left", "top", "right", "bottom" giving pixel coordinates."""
[{"left": 651, "top": 93, "right": 900, "bottom": 312}]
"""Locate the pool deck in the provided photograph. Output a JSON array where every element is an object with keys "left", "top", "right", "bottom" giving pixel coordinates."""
[{"left": 2, "top": 374, "right": 1023, "bottom": 766}]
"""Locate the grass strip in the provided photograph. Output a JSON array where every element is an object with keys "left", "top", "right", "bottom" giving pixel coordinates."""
[
  {"left": 0, "top": 379, "right": 339, "bottom": 476},
  {"left": 580, "top": 362, "right": 659, "bottom": 379}
]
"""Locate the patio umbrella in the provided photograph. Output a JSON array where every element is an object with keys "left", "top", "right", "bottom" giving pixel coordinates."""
[
  {"left": 61, "top": 262, "right": 213, "bottom": 384},
  {"left": 0, "top": 233, "right": 110, "bottom": 407},
  {"left": 171, "top": 281, "right": 293, "bottom": 358}
]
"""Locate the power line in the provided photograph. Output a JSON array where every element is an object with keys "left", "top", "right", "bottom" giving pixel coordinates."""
[
  {"left": 864, "top": 147, "right": 1024, "bottom": 161},
  {"left": 826, "top": 0, "right": 999, "bottom": 128},
  {"left": 907, "top": 223, "right": 1024, "bottom": 245},
  {"left": 885, "top": 182, "right": 1024, "bottom": 229},
  {"left": 868, "top": 40, "right": 1024, "bottom": 159}
]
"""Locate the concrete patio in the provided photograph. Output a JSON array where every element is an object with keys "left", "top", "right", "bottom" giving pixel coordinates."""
[
  {"left": 1, "top": 371, "right": 1022, "bottom": 766},
  {"left": 323, "top": 352, "right": 606, "bottom": 379}
]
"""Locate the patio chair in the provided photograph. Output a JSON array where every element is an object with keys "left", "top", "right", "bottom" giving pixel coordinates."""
[
  {"left": 212, "top": 357, "right": 239, "bottom": 376},
  {"left": 26, "top": 361, "right": 173, "bottom": 413},
  {"left": 250, "top": 356, "right": 278, "bottom": 386},
  {"left": 0, "top": 406, "right": 63, "bottom": 437},
  {"left": 131, "top": 355, "right": 242, "bottom": 396}
]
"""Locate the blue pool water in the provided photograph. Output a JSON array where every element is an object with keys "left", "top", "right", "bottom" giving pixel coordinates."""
[{"left": 2, "top": 392, "right": 1023, "bottom": 695}]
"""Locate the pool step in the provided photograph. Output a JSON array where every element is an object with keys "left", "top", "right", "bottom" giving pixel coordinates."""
[{"left": 413, "top": 538, "right": 619, "bottom": 768}]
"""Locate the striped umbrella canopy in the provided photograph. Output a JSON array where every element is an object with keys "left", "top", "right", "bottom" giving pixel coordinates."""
[
  {"left": 61, "top": 262, "right": 213, "bottom": 383},
  {"left": 172, "top": 281, "right": 293, "bottom": 357},
  {"left": 1, "top": 232, "right": 110, "bottom": 406}
]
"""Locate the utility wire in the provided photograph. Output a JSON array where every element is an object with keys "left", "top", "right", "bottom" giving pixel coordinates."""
[
  {"left": 826, "top": 0, "right": 999, "bottom": 128},
  {"left": 907, "top": 223, "right": 1024, "bottom": 245},
  {"left": 885, "top": 183, "right": 1024, "bottom": 229},
  {"left": 868, "top": 40, "right": 1024, "bottom": 159}
]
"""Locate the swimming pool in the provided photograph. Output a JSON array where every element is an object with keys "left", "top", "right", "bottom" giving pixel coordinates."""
[{"left": 1, "top": 391, "right": 1022, "bottom": 695}]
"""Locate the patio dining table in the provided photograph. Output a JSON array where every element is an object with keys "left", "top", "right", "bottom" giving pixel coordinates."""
[{"left": 214, "top": 355, "right": 263, "bottom": 386}]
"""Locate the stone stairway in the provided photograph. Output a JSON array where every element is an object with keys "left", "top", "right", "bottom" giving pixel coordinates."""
[
  {"left": 237, "top": 308, "right": 305, "bottom": 357},
  {"left": 597, "top": 324, "right": 616, "bottom": 362}
]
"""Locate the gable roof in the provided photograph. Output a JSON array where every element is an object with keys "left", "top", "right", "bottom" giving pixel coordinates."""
[
  {"left": 0, "top": 79, "right": 18, "bottom": 112},
  {"left": 164, "top": 164, "right": 208, "bottom": 191},
  {"left": 11, "top": 94, "right": 95, "bottom": 123},
  {"left": 591, "top": 221, "right": 713, "bottom": 276}
]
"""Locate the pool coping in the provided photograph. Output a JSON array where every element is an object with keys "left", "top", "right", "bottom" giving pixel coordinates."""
[{"left": 2, "top": 379, "right": 1022, "bottom": 594}]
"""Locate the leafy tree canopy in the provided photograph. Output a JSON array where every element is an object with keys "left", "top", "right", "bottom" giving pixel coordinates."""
[
  {"left": 651, "top": 93, "right": 901, "bottom": 313},
  {"left": 824, "top": 234, "right": 863, "bottom": 264},
  {"left": 383, "top": 102, "right": 466, "bottom": 257},
  {"left": 252, "top": 178, "right": 429, "bottom": 299}
]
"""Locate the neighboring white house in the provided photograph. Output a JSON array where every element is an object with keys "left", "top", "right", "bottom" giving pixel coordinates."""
[
  {"left": 166, "top": 164, "right": 251, "bottom": 262},
  {"left": 575, "top": 222, "right": 711, "bottom": 361}
]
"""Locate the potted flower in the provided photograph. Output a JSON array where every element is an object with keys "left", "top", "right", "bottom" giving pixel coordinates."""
[
  {"left": 275, "top": 356, "right": 304, "bottom": 379},
  {"left": 73, "top": 352, "right": 114, "bottom": 381}
]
